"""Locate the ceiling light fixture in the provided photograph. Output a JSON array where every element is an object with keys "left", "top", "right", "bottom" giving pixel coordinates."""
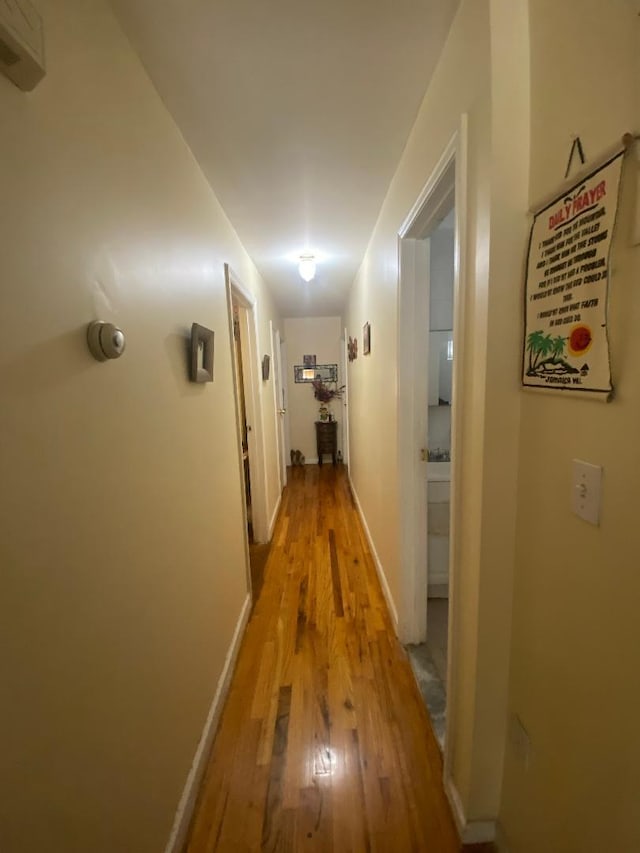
[{"left": 298, "top": 254, "right": 316, "bottom": 282}]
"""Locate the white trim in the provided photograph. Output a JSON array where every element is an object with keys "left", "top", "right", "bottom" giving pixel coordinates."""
[
  {"left": 443, "top": 113, "right": 468, "bottom": 790},
  {"left": 444, "top": 775, "right": 496, "bottom": 846},
  {"left": 397, "top": 129, "right": 461, "bottom": 648},
  {"left": 340, "top": 329, "right": 350, "bottom": 467},
  {"left": 396, "top": 236, "right": 430, "bottom": 646},
  {"left": 280, "top": 339, "right": 291, "bottom": 467},
  {"left": 225, "top": 263, "right": 269, "bottom": 544},
  {"left": 225, "top": 267, "right": 256, "bottom": 308},
  {"left": 272, "top": 327, "right": 288, "bottom": 489},
  {"left": 396, "top": 114, "right": 469, "bottom": 792},
  {"left": 248, "top": 304, "right": 270, "bottom": 543},
  {"left": 267, "top": 491, "right": 282, "bottom": 541},
  {"left": 269, "top": 322, "right": 283, "bottom": 494},
  {"left": 349, "top": 474, "right": 399, "bottom": 632},
  {"left": 399, "top": 134, "right": 458, "bottom": 238},
  {"left": 224, "top": 267, "right": 253, "bottom": 594},
  {"left": 164, "top": 593, "right": 252, "bottom": 853}
]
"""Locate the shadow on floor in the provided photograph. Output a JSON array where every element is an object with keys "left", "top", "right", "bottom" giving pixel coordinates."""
[{"left": 249, "top": 541, "right": 270, "bottom": 604}]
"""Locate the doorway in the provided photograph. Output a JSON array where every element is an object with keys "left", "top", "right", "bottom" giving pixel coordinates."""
[
  {"left": 396, "top": 121, "right": 468, "bottom": 765},
  {"left": 341, "top": 327, "right": 350, "bottom": 468},
  {"left": 407, "top": 206, "right": 455, "bottom": 749},
  {"left": 225, "top": 264, "right": 269, "bottom": 602},
  {"left": 232, "top": 302, "right": 253, "bottom": 543},
  {"left": 272, "top": 326, "right": 288, "bottom": 491}
]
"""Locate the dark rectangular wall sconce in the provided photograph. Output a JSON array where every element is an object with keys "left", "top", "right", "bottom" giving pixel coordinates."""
[
  {"left": 190, "top": 323, "right": 214, "bottom": 382},
  {"left": 363, "top": 322, "right": 371, "bottom": 355}
]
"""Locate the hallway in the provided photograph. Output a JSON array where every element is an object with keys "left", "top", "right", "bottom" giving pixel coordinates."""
[{"left": 186, "top": 465, "right": 461, "bottom": 852}]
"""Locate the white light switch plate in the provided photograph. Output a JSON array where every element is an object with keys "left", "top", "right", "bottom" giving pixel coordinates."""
[{"left": 572, "top": 459, "right": 602, "bottom": 525}]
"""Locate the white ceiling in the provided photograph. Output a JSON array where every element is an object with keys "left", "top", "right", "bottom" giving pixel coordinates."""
[{"left": 111, "top": 0, "right": 460, "bottom": 317}]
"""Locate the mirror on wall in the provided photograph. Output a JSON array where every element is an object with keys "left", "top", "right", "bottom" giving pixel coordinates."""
[
  {"left": 428, "top": 331, "right": 453, "bottom": 406},
  {"left": 293, "top": 363, "right": 338, "bottom": 383}
]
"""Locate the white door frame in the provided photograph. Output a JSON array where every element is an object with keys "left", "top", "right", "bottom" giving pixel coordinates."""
[
  {"left": 225, "top": 263, "right": 269, "bottom": 545},
  {"left": 272, "top": 325, "right": 288, "bottom": 489},
  {"left": 397, "top": 116, "right": 468, "bottom": 776},
  {"left": 280, "top": 338, "right": 291, "bottom": 467},
  {"left": 397, "top": 235, "right": 431, "bottom": 644},
  {"left": 341, "top": 328, "right": 350, "bottom": 467}
]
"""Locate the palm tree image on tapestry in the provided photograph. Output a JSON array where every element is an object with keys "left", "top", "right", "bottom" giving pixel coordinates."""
[{"left": 525, "top": 329, "right": 583, "bottom": 377}]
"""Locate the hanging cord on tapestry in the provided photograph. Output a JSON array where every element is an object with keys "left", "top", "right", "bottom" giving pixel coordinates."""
[
  {"left": 565, "top": 132, "right": 640, "bottom": 182},
  {"left": 564, "top": 135, "right": 586, "bottom": 179},
  {"left": 531, "top": 132, "right": 639, "bottom": 216}
]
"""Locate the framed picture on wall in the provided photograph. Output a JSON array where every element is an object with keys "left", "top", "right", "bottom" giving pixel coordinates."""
[
  {"left": 363, "top": 322, "right": 371, "bottom": 355},
  {"left": 294, "top": 364, "right": 338, "bottom": 383},
  {"left": 303, "top": 354, "right": 316, "bottom": 367}
]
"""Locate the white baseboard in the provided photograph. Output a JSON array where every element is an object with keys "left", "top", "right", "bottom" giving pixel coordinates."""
[
  {"left": 164, "top": 593, "right": 252, "bottom": 853},
  {"left": 348, "top": 474, "right": 399, "bottom": 631},
  {"left": 267, "top": 492, "right": 282, "bottom": 540},
  {"left": 444, "top": 773, "right": 496, "bottom": 845}
]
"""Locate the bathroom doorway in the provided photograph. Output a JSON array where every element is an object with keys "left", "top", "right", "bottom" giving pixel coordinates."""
[
  {"left": 232, "top": 301, "right": 253, "bottom": 543},
  {"left": 401, "top": 206, "right": 455, "bottom": 749},
  {"left": 225, "top": 264, "right": 269, "bottom": 602},
  {"left": 396, "top": 122, "right": 468, "bottom": 761},
  {"left": 416, "top": 207, "right": 455, "bottom": 748}
]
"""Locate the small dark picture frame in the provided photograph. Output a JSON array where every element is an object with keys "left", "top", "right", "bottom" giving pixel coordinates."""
[
  {"left": 190, "top": 323, "right": 214, "bottom": 383},
  {"left": 262, "top": 354, "right": 270, "bottom": 381},
  {"left": 363, "top": 322, "right": 371, "bottom": 355},
  {"left": 348, "top": 336, "right": 358, "bottom": 362},
  {"left": 303, "top": 354, "right": 316, "bottom": 367}
]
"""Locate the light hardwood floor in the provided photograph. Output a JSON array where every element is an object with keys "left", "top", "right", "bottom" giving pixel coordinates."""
[{"left": 186, "top": 464, "right": 463, "bottom": 852}]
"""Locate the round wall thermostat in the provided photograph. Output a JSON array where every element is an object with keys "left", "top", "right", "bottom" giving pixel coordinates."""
[{"left": 87, "top": 321, "right": 126, "bottom": 361}]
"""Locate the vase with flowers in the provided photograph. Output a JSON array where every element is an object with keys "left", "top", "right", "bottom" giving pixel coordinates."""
[{"left": 312, "top": 378, "right": 345, "bottom": 421}]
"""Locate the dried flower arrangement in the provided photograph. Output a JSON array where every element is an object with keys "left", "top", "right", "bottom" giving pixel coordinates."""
[{"left": 311, "top": 378, "right": 345, "bottom": 403}]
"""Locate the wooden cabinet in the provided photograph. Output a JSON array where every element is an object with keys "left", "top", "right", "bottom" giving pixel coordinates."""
[{"left": 315, "top": 420, "right": 337, "bottom": 465}]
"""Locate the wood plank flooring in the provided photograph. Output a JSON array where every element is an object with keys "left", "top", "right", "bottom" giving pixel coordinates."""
[
  {"left": 186, "top": 464, "right": 462, "bottom": 852},
  {"left": 249, "top": 541, "right": 271, "bottom": 605}
]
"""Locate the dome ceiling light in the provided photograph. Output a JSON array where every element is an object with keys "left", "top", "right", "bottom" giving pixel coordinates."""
[{"left": 298, "top": 254, "right": 316, "bottom": 282}]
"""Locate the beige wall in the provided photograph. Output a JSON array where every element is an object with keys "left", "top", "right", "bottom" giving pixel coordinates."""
[
  {"left": 346, "top": 0, "right": 534, "bottom": 832},
  {"left": 500, "top": 2, "right": 640, "bottom": 851},
  {"left": 0, "top": 1, "right": 280, "bottom": 851},
  {"left": 346, "top": 0, "right": 495, "bottom": 825},
  {"left": 283, "top": 316, "right": 343, "bottom": 463}
]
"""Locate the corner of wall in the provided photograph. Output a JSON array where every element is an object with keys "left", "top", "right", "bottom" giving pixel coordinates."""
[
  {"left": 164, "top": 594, "right": 252, "bottom": 853},
  {"left": 348, "top": 473, "right": 399, "bottom": 632}
]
